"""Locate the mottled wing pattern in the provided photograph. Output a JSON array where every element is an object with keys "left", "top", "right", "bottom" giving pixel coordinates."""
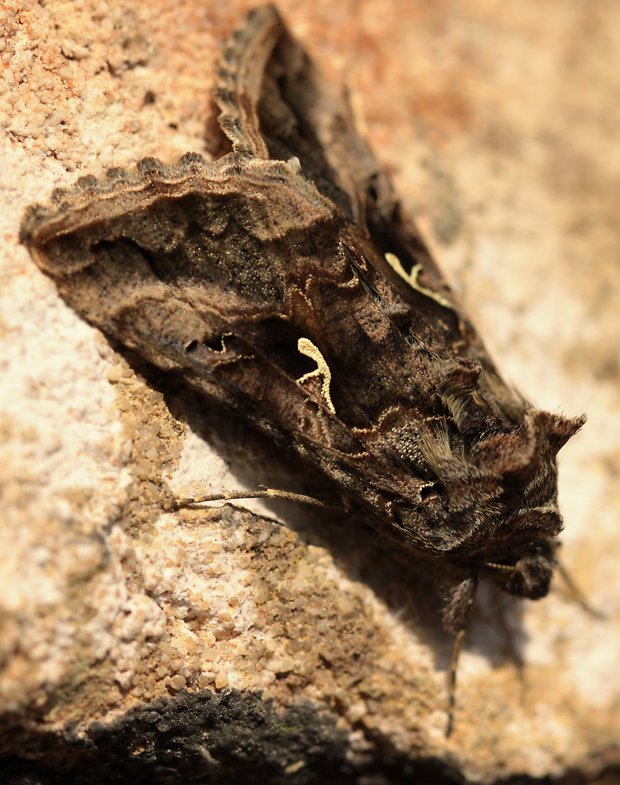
[{"left": 21, "top": 5, "right": 584, "bottom": 575}]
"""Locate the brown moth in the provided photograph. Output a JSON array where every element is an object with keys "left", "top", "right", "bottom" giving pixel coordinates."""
[{"left": 20, "top": 5, "right": 585, "bottom": 730}]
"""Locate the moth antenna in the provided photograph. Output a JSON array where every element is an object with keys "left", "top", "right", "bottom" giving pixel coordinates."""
[
  {"left": 165, "top": 487, "right": 343, "bottom": 512},
  {"left": 555, "top": 558, "right": 606, "bottom": 620},
  {"left": 446, "top": 628, "right": 465, "bottom": 738},
  {"left": 483, "top": 561, "right": 514, "bottom": 573}
]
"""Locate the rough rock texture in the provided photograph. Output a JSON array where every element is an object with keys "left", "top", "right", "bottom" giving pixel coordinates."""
[{"left": 1, "top": 1, "right": 619, "bottom": 783}]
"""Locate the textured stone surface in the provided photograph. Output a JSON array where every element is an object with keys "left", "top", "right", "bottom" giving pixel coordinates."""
[{"left": 1, "top": 1, "right": 619, "bottom": 783}]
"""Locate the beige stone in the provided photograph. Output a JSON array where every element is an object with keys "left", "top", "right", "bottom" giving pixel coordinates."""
[{"left": 1, "top": 1, "right": 619, "bottom": 781}]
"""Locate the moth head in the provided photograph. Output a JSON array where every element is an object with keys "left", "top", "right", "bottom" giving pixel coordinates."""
[
  {"left": 483, "top": 536, "right": 557, "bottom": 600},
  {"left": 471, "top": 410, "right": 584, "bottom": 600}
]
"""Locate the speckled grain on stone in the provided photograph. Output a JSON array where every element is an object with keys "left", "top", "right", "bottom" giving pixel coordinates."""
[{"left": 1, "top": 1, "right": 619, "bottom": 783}]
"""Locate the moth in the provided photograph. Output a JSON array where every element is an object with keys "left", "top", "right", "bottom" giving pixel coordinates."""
[{"left": 21, "top": 4, "right": 585, "bottom": 732}]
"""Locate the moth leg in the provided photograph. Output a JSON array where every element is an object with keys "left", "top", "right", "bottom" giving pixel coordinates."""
[
  {"left": 442, "top": 572, "right": 478, "bottom": 737},
  {"left": 446, "top": 628, "right": 465, "bottom": 738},
  {"left": 165, "top": 487, "right": 342, "bottom": 512},
  {"left": 555, "top": 558, "right": 605, "bottom": 619}
]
